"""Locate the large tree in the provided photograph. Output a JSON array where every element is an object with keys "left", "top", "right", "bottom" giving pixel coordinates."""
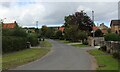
[
  {"left": 64, "top": 11, "right": 94, "bottom": 42},
  {"left": 64, "top": 11, "right": 94, "bottom": 32}
]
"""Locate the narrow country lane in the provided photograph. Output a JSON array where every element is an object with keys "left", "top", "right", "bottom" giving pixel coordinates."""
[{"left": 13, "top": 39, "right": 96, "bottom": 70}]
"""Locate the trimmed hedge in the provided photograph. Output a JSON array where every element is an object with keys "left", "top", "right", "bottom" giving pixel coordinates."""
[
  {"left": 2, "top": 36, "right": 28, "bottom": 53},
  {"left": 104, "top": 33, "right": 120, "bottom": 41}
]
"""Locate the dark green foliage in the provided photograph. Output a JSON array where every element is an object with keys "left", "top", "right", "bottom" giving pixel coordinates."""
[
  {"left": 13, "top": 27, "right": 27, "bottom": 37},
  {"left": 113, "top": 52, "right": 119, "bottom": 59},
  {"left": 100, "top": 46, "right": 107, "bottom": 52},
  {"left": 2, "top": 27, "right": 27, "bottom": 37},
  {"left": 95, "top": 29, "right": 103, "bottom": 37},
  {"left": 2, "top": 36, "right": 27, "bottom": 53},
  {"left": 55, "top": 30, "right": 63, "bottom": 39},
  {"left": 27, "top": 33, "right": 39, "bottom": 46},
  {"left": 64, "top": 11, "right": 93, "bottom": 42},
  {"left": 64, "top": 25, "right": 88, "bottom": 42},
  {"left": 41, "top": 25, "right": 48, "bottom": 37},
  {"left": 45, "top": 28, "right": 55, "bottom": 38},
  {"left": 104, "top": 33, "right": 120, "bottom": 41},
  {"left": 2, "top": 28, "right": 14, "bottom": 36},
  {"left": 2, "top": 26, "right": 40, "bottom": 53},
  {"left": 64, "top": 11, "right": 94, "bottom": 32}
]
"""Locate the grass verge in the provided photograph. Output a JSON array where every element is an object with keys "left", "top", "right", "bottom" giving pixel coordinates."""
[
  {"left": 2, "top": 40, "right": 52, "bottom": 70},
  {"left": 58, "top": 40, "right": 72, "bottom": 44},
  {"left": 72, "top": 44, "right": 89, "bottom": 48},
  {"left": 88, "top": 49, "right": 119, "bottom": 70}
]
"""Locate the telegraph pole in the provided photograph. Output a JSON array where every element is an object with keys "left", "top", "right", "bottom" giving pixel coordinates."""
[
  {"left": 36, "top": 21, "right": 38, "bottom": 29},
  {"left": 92, "top": 11, "right": 94, "bottom": 24},
  {"left": 92, "top": 10, "right": 95, "bottom": 46}
]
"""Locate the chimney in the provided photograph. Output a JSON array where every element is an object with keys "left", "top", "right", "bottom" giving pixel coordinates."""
[{"left": 14, "top": 21, "right": 16, "bottom": 24}]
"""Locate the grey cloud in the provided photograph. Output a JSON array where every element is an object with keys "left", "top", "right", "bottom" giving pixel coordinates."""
[{"left": 0, "top": 2, "right": 118, "bottom": 27}]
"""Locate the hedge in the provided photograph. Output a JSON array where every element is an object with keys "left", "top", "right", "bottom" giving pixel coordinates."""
[
  {"left": 27, "top": 33, "right": 39, "bottom": 46},
  {"left": 2, "top": 36, "right": 28, "bottom": 53},
  {"left": 104, "top": 33, "right": 120, "bottom": 41}
]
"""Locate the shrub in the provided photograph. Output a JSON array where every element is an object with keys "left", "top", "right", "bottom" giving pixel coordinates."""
[
  {"left": 104, "top": 33, "right": 120, "bottom": 41},
  {"left": 100, "top": 46, "right": 107, "bottom": 51},
  {"left": 27, "top": 33, "right": 39, "bottom": 46},
  {"left": 2, "top": 36, "right": 28, "bottom": 53},
  {"left": 113, "top": 52, "right": 119, "bottom": 59},
  {"left": 83, "top": 40, "right": 88, "bottom": 45}
]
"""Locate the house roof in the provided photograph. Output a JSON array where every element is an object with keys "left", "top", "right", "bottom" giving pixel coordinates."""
[
  {"left": 110, "top": 20, "right": 120, "bottom": 26},
  {"left": 2, "top": 21, "right": 17, "bottom": 29},
  {"left": 58, "top": 27, "right": 64, "bottom": 32},
  {"left": 101, "top": 29, "right": 107, "bottom": 34},
  {"left": 92, "top": 26, "right": 99, "bottom": 31}
]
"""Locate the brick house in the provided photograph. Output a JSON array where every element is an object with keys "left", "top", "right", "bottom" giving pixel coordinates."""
[
  {"left": 110, "top": 20, "right": 120, "bottom": 34},
  {"left": 2, "top": 21, "right": 18, "bottom": 29}
]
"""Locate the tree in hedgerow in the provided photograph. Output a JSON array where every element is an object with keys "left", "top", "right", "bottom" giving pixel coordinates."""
[
  {"left": 45, "top": 28, "right": 55, "bottom": 38},
  {"left": 41, "top": 25, "right": 48, "bottom": 37},
  {"left": 55, "top": 30, "right": 63, "bottom": 39}
]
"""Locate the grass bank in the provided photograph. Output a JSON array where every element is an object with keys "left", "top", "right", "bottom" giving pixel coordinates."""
[
  {"left": 72, "top": 44, "right": 89, "bottom": 48},
  {"left": 88, "top": 49, "right": 119, "bottom": 70},
  {"left": 59, "top": 40, "right": 89, "bottom": 48},
  {"left": 58, "top": 40, "right": 73, "bottom": 44},
  {"left": 2, "top": 40, "right": 52, "bottom": 70}
]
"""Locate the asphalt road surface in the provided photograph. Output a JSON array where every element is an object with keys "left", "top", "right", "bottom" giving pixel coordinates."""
[{"left": 13, "top": 39, "right": 96, "bottom": 70}]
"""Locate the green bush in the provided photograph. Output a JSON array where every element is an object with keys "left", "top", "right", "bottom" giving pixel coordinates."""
[
  {"left": 100, "top": 46, "right": 107, "bottom": 52},
  {"left": 113, "top": 52, "right": 119, "bottom": 59},
  {"left": 95, "top": 29, "right": 103, "bottom": 37},
  {"left": 83, "top": 40, "right": 88, "bottom": 45},
  {"left": 2, "top": 27, "right": 27, "bottom": 37},
  {"left": 2, "top": 36, "right": 28, "bottom": 53},
  {"left": 27, "top": 33, "right": 39, "bottom": 46},
  {"left": 104, "top": 33, "right": 120, "bottom": 41}
]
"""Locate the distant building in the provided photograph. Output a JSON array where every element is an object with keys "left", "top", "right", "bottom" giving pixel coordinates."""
[
  {"left": 99, "top": 23, "right": 108, "bottom": 30},
  {"left": 58, "top": 27, "right": 64, "bottom": 32},
  {"left": 23, "top": 27, "right": 36, "bottom": 33},
  {"left": 92, "top": 23, "right": 109, "bottom": 35},
  {"left": 2, "top": 21, "right": 18, "bottom": 29},
  {"left": 110, "top": 20, "right": 120, "bottom": 34},
  {"left": 99, "top": 23, "right": 108, "bottom": 34}
]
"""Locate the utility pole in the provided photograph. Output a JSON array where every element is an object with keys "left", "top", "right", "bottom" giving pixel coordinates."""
[
  {"left": 36, "top": 21, "right": 38, "bottom": 29},
  {"left": 92, "top": 10, "right": 95, "bottom": 46},
  {"left": 92, "top": 11, "right": 94, "bottom": 24}
]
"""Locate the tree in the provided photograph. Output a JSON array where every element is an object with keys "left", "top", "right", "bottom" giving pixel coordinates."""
[
  {"left": 94, "top": 29, "right": 103, "bottom": 37},
  {"left": 64, "top": 11, "right": 94, "bottom": 32},
  {"left": 41, "top": 25, "right": 48, "bottom": 37},
  {"left": 55, "top": 30, "right": 63, "bottom": 39},
  {"left": 45, "top": 28, "right": 55, "bottom": 38},
  {"left": 64, "top": 11, "right": 93, "bottom": 41}
]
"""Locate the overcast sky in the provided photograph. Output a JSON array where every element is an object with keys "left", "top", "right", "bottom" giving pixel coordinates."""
[{"left": 0, "top": 0, "right": 119, "bottom": 28}]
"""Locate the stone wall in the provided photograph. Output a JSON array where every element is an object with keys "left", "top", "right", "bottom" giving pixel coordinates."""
[
  {"left": 88, "top": 36, "right": 104, "bottom": 46},
  {"left": 100, "top": 41, "right": 120, "bottom": 54}
]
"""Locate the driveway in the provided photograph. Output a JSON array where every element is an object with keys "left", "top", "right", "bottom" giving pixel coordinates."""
[{"left": 13, "top": 39, "right": 96, "bottom": 70}]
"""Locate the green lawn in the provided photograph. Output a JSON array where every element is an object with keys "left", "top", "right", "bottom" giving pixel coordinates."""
[
  {"left": 72, "top": 44, "right": 89, "bottom": 48},
  {"left": 58, "top": 40, "right": 73, "bottom": 44},
  {"left": 88, "top": 49, "right": 119, "bottom": 70},
  {"left": 40, "top": 40, "right": 52, "bottom": 47},
  {"left": 2, "top": 40, "right": 52, "bottom": 70}
]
